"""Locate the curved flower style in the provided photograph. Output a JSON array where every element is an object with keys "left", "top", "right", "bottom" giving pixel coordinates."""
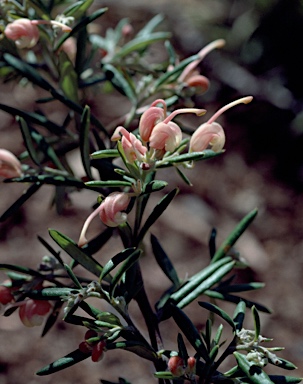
[
  {"left": 111, "top": 126, "right": 147, "bottom": 163},
  {"left": 19, "top": 299, "right": 52, "bottom": 327},
  {"left": 177, "top": 39, "right": 225, "bottom": 94},
  {"left": 4, "top": 19, "right": 40, "bottom": 49},
  {"left": 189, "top": 96, "right": 253, "bottom": 153},
  {"left": 78, "top": 192, "right": 131, "bottom": 247},
  {"left": 0, "top": 149, "right": 22, "bottom": 178},
  {"left": 139, "top": 100, "right": 166, "bottom": 142}
]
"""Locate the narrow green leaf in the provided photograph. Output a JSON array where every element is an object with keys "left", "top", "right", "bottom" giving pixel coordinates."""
[
  {"left": 106, "top": 341, "right": 158, "bottom": 362},
  {"left": 212, "top": 209, "right": 258, "bottom": 263},
  {"left": 110, "top": 249, "right": 142, "bottom": 296},
  {"left": 170, "top": 256, "right": 233, "bottom": 303},
  {"left": 137, "top": 188, "right": 178, "bottom": 245},
  {"left": 142, "top": 180, "right": 168, "bottom": 194},
  {"left": 233, "top": 301, "right": 246, "bottom": 332},
  {"left": 174, "top": 261, "right": 235, "bottom": 308},
  {"left": 268, "top": 376, "right": 302, "bottom": 384},
  {"left": 151, "top": 234, "right": 180, "bottom": 287},
  {"left": 103, "top": 64, "right": 137, "bottom": 105},
  {"left": 42, "top": 301, "right": 64, "bottom": 337},
  {"left": 198, "top": 302, "right": 236, "bottom": 331},
  {"left": 270, "top": 358, "right": 297, "bottom": 371},
  {"left": 59, "top": 51, "right": 79, "bottom": 103},
  {"left": 0, "top": 263, "right": 43, "bottom": 277},
  {"left": 136, "top": 14, "right": 164, "bottom": 37},
  {"left": 100, "top": 248, "right": 136, "bottom": 282},
  {"left": 177, "top": 333, "right": 189, "bottom": 362},
  {"left": 234, "top": 352, "right": 274, "bottom": 384},
  {"left": 0, "top": 182, "right": 41, "bottom": 222},
  {"left": 36, "top": 349, "right": 90, "bottom": 375},
  {"left": 252, "top": 306, "right": 261, "bottom": 341},
  {"left": 175, "top": 166, "right": 192, "bottom": 186},
  {"left": 28, "top": 287, "right": 76, "bottom": 299},
  {"left": 64, "top": 264, "right": 83, "bottom": 289},
  {"left": 154, "top": 372, "right": 174, "bottom": 379},
  {"left": 0, "top": 103, "right": 65, "bottom": 135},
  {"left": 17, "top": 117, "right": 40, "bottom": 166},
  {"left": 209, "top": 228, "right": 217, "bottom": 258},
  {"left": 80, "top": 105, "right": 93, "bottom": 179},
  {"left": 113, "top": 32, "right": 171, "bottom": 59},
  {"left": 214, "top": 324, "right": 224, "bottom": 346},
  {"left": 5, "top": 174, "right": 86, "bottom": 189},
  {"left": 170, "top": 303, "right": 209, "bottom": 361},
  {"left": 49, "top": 229, "right": 105, "bottom": 279},
  {"left": 91, "top": 149, "right": 120, "bottom": 159},
  {"left": 85, "top": 180, "right": 132, "bottom": 188},
  {"left": 158, "top": 150, "right": 222, "bottom": 167},
  {"left": 215, "top": 282, "right": 265, "bottom": 294},
  {"left": 64, "top": 0, "right": 94, "bottom": 17}
]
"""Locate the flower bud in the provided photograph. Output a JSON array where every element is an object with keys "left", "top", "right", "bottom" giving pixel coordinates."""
[
  {"left": 185, "top": 74, "right": 210, "bottom": 95},
  {"left": 168, "top": 356, "right": 186, "bottom": 377},
  {"left": 0, "top": 285, "right": 14, "bottom": 305},
  {"left": 4, "top": 19, "right": 40, "bottom": 49},
  {"left": 0, "top": 149, "right": 22, "bottom": 178},
  {"left": 91, "top": 341, "right": 106, "bottom": 362},
  {"left": 189, "top": 122, "right": 225, "bottom": 153},
  {"left": 186, "top": 356, "right": 196, "bottom": 374},
  {"left": 19, "top": 299, "right": 52, "bottom": 327}
]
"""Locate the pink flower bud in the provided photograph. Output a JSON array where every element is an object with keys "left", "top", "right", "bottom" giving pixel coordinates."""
[
  {"left": 0, "top": 285, "right": 14, "bottom": 305},
  {"left": 91, "top": 341, "right": 106, "bottom": 362},
  {"left": 111, "top": 126, "right": 147, "bottom": 163},
  {"left": 19, "top": 299, "right": 52, "bottom": 327},
  {"left": 186, "top": 356, "right": 196, "bottom": 374},
  {"left": 149, "top": 121, "right": 182, "bottom": 152},
  {"left": 99, "top": 192, "right": 131, "bottom": 227},
  {"left": 189, "top": 122, "right": 225, "bottom": 152},
  {"left": 139, "top": 100, "right": 166, "bottom": 142},
  {"left": 4, "top": 19, "right": 39, "bottom": 49},
  {"left": 168, "top": 356, "right": 186, "bottom": 377},
  {"left": 0, "top": 149, "right": 22, "bottom": 178},
  {"left": 185, "top": 74, "right": 210, "bottom": 94}
]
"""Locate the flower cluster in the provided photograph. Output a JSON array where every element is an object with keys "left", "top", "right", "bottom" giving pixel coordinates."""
[
  {"left": 167, "top": 355, "right": 196, "bottom": 377},
  {"left": 78, "top": 330, "right": 107, "bottom": 362}
]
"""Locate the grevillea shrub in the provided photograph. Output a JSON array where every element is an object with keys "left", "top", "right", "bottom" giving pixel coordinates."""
[{"left": 0, "top": 1, "right": 301, "bottom": 383}]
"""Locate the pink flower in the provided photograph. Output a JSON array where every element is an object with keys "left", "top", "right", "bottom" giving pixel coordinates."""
[
  {"left": 189, "top": 96, "right": 253, "bottom": 152},
  {"left": 19, "top": 299, "right": 52, "bottom": 327},
  {"left": 0, "top": 149, "right": 22, "bottom": 178},
  {"left": 99, "top": 192, "right": 131, "bottom": 227},
  {"left": 149, "top": 121, "right": 182, "bottom": 152},
  {"left": 4, "top": 19, "right": 40, "bottom": 49},
  {"left": 139, "top": 100, "right": 166, "bottom": 142},
  {"left": 111, "top": 126, "right": 147, "bottom": 163},
  {"left": 78, "top": 192, "right": 131, "bottom": 246},
  {"left": 138, "top": 99, "right": 205, "bottom": 153}
]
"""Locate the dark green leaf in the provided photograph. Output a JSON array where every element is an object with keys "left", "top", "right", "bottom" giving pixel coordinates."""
[
  {"left": 106, "top": 341, "right": 158, "bottom": 362},
  {"left": 252, "top": 306, "right": 261, "bottom": 341},
  {"left": 209, "top": 228, "right": 217, "bottom": 258},
  {"left": 0, "top": 103, "right": 65, "bottom": 135},
  {"left": 175, "top": 166, "right": 192, "bottom": 186},
  {"left": 233, "top": 301, "right": 246, "bottom": 332},
  {"left": 42, "top": 301, "right": 64, "bottom": 337},
  {"left": 0, "top": 263, "right": 43, "bottom": 278},
  {"left": 212, "top": 209, "right": 258, "bottom": 263},
  {"left": 28, "top": 287, "right": 76, "bottom": 299},
  {"left": 198, "top": 302, "right": 235, "bottom": 331},
  {"left": 151, "top": 234, "right": 180, "bottom": 287},
  {"left": 103, "top": 64, "right": 137, "bottom": 104},
  {"left": 5, "top": 174, "right": 86, "bottom": 189},
  {"left": 170, "top": 303, "right": 209, "bottom": 361},
  {"left": 64, "top": 264, "right": 83, "bottom": 289},
  {"left": 177, "top": 333, "right": 189, "bottom": 362},
  {"left": 80, "top": 105, "right": 93, "bottom": 179},
  {"left": 85, "top": 180, "right": 132, "bottom": 188},
  {"left": 36, "top": 349, "right": 90, "bottom": 375},
  {"left": 234, "top": 352, "right": 274, "bottom": 384},
  {"left": 113, "top": 32, "right": 171, "bottom": 59},
  {"left": 49, "top": 229, "right": 106, "bottom": 279},
  {"left": 17, "top": 117, "right": 40, "bottom": 166},
  {"left": 64, "top": 0, "right": 94, "bottom": 18},
  {"left": 59, "top": 51, "right": 79, "bottom": 103},
  {"left": 215, "top": 282, "right": 265, "bottom": 294},
  {"left": 137, "top": 188, "right": 178, "bottom": 245},
  {"left": 142, "top": 180, "right": 168, "bottom": 194},
  {"left": 110, "top": 249, "right": 142, "bottom": 296},
  {"left": 91, "top": 149, "right": 119, "bottom": 159},
  {"left": 100, "top": 247, "right": 136, "bottom": 282},
  {"left": 0, "top": 182, "right": 41, "bottom": 222},
  {"left": 270, "top": 358, "right": 297, "bottom": 371},
  {"left": 157, "top": 150, "right": 222, "bottom": 167},
  {"left": 268, "top": 376, "right": 302, "bottom": 384}
]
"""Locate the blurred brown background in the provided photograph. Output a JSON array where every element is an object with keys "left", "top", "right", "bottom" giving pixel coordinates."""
[{"left": 1, "top": 0, "right": 303, "bottom": 383}]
